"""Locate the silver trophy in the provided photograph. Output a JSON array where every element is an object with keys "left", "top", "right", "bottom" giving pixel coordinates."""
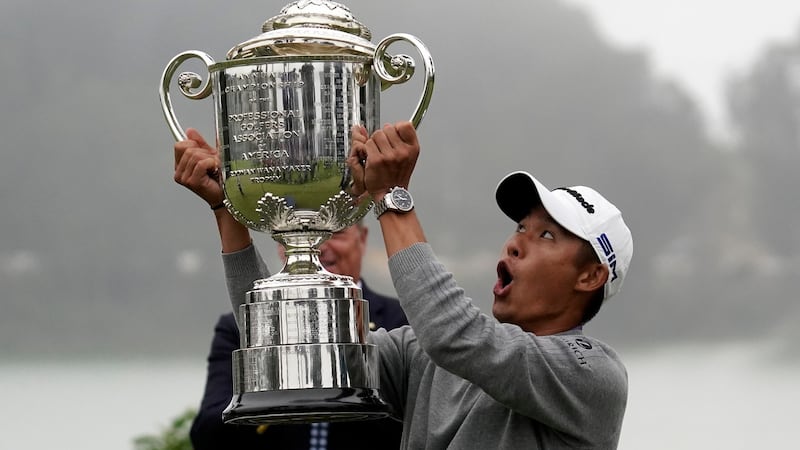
[{"left": 159, "top": 0, "right": 434, "bottom": 424}]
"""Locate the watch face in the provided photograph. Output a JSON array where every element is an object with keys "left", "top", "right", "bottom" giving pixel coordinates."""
[{"left": 391, "top": 188, "right": 414, "bottom": 211}]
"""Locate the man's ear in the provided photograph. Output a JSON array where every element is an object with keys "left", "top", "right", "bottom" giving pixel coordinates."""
[{"left": 575, "top": 263, "right": 608, "bottom": 294}]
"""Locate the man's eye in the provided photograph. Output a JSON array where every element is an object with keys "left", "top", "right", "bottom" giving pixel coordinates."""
[
  {"left": 540, "top": 230, "right": 554, "bottom": 240},
  {"left": 516, "top": 223, "right": 526, "bottom": 233}
]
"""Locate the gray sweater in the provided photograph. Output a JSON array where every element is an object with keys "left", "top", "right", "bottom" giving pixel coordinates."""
[{"left": 223, "top": 243, "right": 627, "bottom": 449}]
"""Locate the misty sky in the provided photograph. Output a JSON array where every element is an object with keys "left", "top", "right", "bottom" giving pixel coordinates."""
[{"left": 567, "top": 0, "right": 800, "bottom": 142}]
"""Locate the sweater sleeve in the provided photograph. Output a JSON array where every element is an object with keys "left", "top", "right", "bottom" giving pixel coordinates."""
[
  {"left": 387, "top": 243, "right": 628, "bottom": 439},
  {"left": 222, "top": 243, "right": 270, "bottom": 329}
]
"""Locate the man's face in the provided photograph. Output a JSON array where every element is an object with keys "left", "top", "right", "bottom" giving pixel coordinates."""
[
  {"left": 320, "top": 224, "right": 368, "bottom": 280},
  {"left": 279, "top": 224, "right": 368, "bottom": 281},
  {"left": 493, "top": 206, "right": 589, "bottom": 333}
]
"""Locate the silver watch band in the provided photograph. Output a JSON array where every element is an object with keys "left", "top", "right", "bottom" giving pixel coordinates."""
[{"left": 373, "top": 193, "right": 391, "bottom": 218}]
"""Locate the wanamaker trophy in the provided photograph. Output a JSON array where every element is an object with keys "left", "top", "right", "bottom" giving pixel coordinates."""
[{"left": 159, "top": 0, "right": 434, "bottom": 424}]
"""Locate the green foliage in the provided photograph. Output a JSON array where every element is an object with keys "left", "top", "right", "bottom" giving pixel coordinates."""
[{"left": 133, "top": 408, "right": 196, "bottom": 450}]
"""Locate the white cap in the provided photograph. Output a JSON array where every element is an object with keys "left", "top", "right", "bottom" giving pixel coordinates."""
[{"left": 495, "top": 171, "right": 633, "bottom": 301}]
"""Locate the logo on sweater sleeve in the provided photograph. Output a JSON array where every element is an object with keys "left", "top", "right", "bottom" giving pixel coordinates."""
[{"left": 562, "top": 338, "right": 593, "bottom": 366}]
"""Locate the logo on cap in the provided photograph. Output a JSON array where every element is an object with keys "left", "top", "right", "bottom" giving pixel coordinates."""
[
  {"left": 556, "top": 187, "right": 595, "bottom": 214},
  {"left": 597, "top": 233, "right": 618, "bottom": 282}
]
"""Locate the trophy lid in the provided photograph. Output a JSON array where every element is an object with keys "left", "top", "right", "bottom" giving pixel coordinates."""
[{"left": 227, "top": 0, "right": 376, "bottom": 59}]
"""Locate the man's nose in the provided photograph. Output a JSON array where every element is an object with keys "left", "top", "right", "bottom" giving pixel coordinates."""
[{"left": 505, "top": 239, "right": 521, "bottom": 258}]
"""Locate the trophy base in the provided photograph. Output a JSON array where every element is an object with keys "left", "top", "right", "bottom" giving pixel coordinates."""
[{"left": 222, "top": 387, "right": 392, "bottom": 425}]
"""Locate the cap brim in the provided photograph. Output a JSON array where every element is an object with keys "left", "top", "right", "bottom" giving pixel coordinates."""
[{"left": 495, "top": 171, "right": 588, "bottom": 240}]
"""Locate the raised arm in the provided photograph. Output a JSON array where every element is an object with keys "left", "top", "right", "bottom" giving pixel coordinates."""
[
  {"left": 348, "top": 122, "right": 426, "bottom": 257},
  {"left": 173, "top": 128, "right": 268, "bottom": 321},
  {"left": 173, "top": 128, "right": 251, "bottom": 253}
]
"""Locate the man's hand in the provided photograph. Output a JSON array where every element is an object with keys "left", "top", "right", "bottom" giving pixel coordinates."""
[
  {"left": 173, "top": 128, "right": 224, "bottom": 207},
  {"left": 349, "top": 121, "right": 419, "bottom": 201}
]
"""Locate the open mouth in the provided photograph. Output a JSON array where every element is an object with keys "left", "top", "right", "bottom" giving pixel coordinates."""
[{"left": 494, "top": 261, "right": 513, "bottom": 295}]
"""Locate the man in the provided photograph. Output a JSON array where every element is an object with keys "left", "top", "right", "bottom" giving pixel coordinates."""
[
  {"left": 174, "top": 129, "right": 407, "bottom": 450},
  {"left": 178, "top": 122, "right": 634, "bottom": 448}
]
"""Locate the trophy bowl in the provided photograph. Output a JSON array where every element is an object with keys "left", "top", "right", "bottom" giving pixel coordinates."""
[{"left": 159, "top": 0, "right": 433, "bottom": 424}]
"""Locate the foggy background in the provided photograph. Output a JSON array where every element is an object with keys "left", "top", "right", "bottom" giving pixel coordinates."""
[{"left": 2, "top": 0, "right": 799, "bottom": 448}]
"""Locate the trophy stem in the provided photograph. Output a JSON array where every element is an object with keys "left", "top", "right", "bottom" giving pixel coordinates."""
[{"left": 274, "top": 230, "right": 332, "bottom": 276}]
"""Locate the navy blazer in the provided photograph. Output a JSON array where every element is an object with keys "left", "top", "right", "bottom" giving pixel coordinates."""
[{"left": 190, "top": 281, "right": 408, "bottom": 450}]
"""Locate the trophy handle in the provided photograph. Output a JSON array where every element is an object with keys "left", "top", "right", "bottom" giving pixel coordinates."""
[
  {"left": 159, "top": 50, "right": 216, "bottom": 141},
  {"left": 373, "top": 33, "right": 435, "bottom": 128}
]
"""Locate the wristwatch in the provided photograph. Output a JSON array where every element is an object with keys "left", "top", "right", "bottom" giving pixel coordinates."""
[{"left": 374, "top": 186, "right": 414, "bottom": 218}]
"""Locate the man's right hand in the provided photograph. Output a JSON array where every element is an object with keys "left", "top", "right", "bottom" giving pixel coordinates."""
[{"left": 173, "top": 128, "right": 224, "bottom": 207}]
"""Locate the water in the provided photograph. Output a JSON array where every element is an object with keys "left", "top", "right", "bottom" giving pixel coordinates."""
[
  {"left": 0, "top": 358, "right": 206, "bottom": 450},
  {"left": 619, "top": 341, "right": 799, "bottom": 449},
  {"left": 1, "top": 342, "right": 796, "bottom": 449}
]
